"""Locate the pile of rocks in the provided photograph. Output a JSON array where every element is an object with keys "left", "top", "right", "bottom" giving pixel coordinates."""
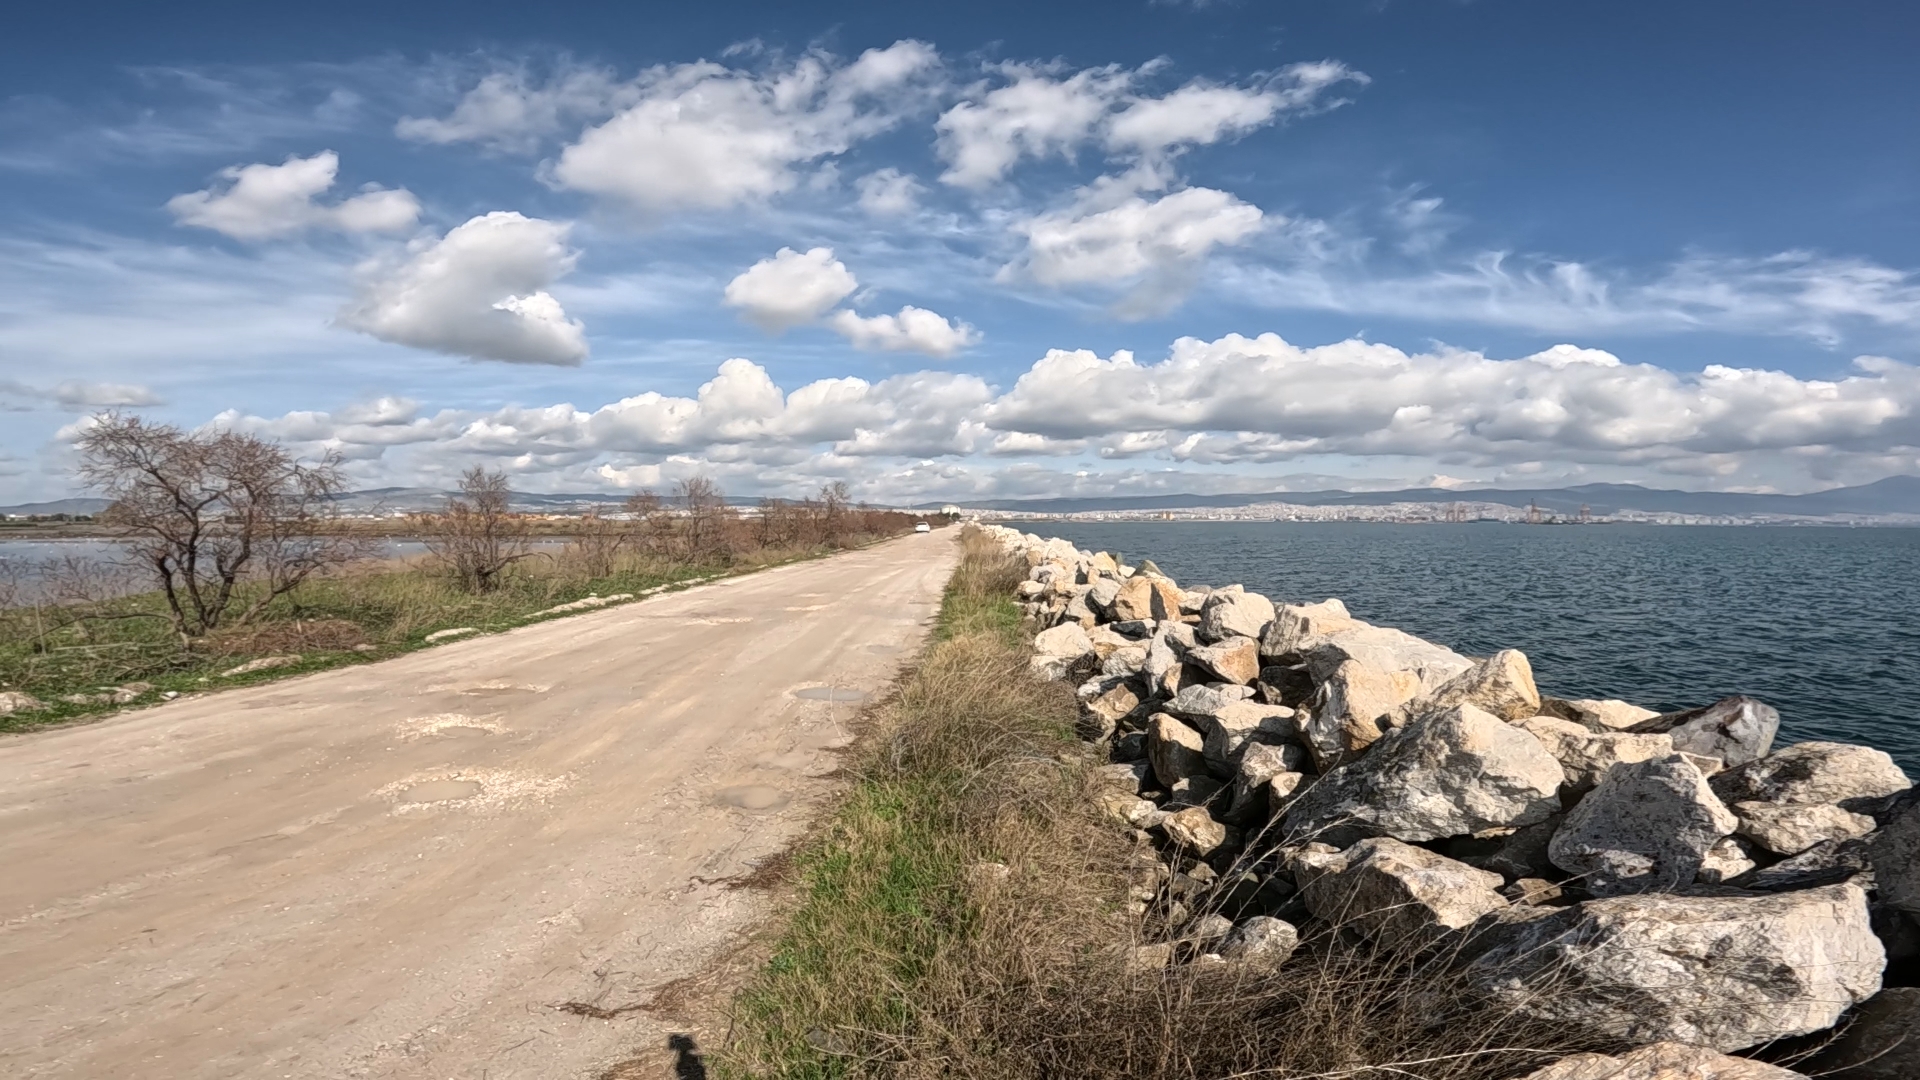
[{"left": 985, "top": 525, "right": 1920, "bottom": 1078}]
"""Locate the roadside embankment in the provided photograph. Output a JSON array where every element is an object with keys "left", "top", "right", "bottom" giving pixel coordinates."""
[{"left": 724, "top": 523, "right": 1919, "bottom": 1079}]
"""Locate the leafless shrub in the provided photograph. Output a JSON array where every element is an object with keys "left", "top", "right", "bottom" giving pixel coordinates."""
[
  {"left": 75, "top": 412, "right": 364, "bottom": 638},
  {"left": 421, "top": 466, "right": 536, "bottom": 593},
  {"left": 564, "top": 511, "right": 628, "bottom": 579},
  {"left": 677, "top": 476, "right": 737, "bottom": 564}
]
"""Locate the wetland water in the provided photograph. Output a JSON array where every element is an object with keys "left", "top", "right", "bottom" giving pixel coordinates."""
[{"left": 1023, "top": 521, "right": 1920, "bottom": 774}]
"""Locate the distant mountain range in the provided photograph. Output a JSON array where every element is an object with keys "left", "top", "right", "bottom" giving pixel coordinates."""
[
  {"left": 920, "top": 476, "right": 1920, "bottom": 518},
  {"left": 7, "top": 476, "right": 1919, "bottom": 520}
]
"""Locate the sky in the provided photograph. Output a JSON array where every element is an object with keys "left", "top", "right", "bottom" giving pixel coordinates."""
[{"left": 2, "top": 0, "right": 1918, "bottom": 504}]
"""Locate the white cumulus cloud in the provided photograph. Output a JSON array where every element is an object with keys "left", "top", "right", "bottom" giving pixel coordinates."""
[
  {"left": 549, "top": 40, "right": 940, "bottom": 213},
  {"left": 829, "top": 306, "right": 980, "bottom": 357},
  {"left": 166, "top": 151, "right": 420, "bottom": 241},
  {"left": 723, "top": 247, "right": 859, "bottom": 332},
  {"left": 337, "top": 211, "right": 587, "bottom": 365}
]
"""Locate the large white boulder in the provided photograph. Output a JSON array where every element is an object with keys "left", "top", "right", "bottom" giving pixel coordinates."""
[
  {"left": 1300, "top": 837, "right": 1508, "bottom": 942},
  {"left": 1301, "top": 658, "right": 1421, "bottom": 769},
  {"left": 1711, "top": 741, "right": 1911, "bottom": 807},
  {"left": 1390, "top": 649, "right": 1542, "bottom": 725},
  {"left": 1197, "top": 700, "right": 1296, "bottom": 777},
  {"left": 1258, "top": 598, "right": 1357, "bottom": 659},
  {"left": 1282, "top": 703, "right": 1564, "bottom": 847},
  {"left": 1518, "top": 716, "right": 1674, "bottom": 794},
  {"left": 1187, "top": 636, "right": 1261, "bottom": 685},
  {"left": 1548, "top": 753, "right": 1739, "bottom": 896},
  {"left": 1029, "top": 622, "right": 1096, "bottom": 681},
  {"left": 1466, "top": 882, "right": 1884, "bottom": 1052},
  {"left": 1517, "top": 1043, "right": 1806, "bottom": 1079},
  {"left": 1196, "top": 586, "right": 1275, "bottom": 643},
  {"left": 1733, "top": 801, "right": 1876, "bottom": 857},
  {"left": 1541, "top": 696, "right": 1662, "bottom": 733},
  {"left": 1147, "top": 713, "right": 1208, "bottom": 788}
]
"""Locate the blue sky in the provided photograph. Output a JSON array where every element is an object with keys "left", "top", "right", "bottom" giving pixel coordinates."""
[{"left": 2, "top": 0, "right": 1918, "bottom": 503}]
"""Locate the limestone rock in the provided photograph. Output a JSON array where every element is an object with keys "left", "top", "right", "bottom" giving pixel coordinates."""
[
  {"left": 1631, "top": 696, "right": 1780, "bottom": 769},
  {"left": 1471, "top": 882, "right": 1882, "bottom": 1052},
  {"left": 1087, "top": 576, "right": 1122, "bottom": 616},
  {"left": 1148, "top": 713, "right": 1209, "bottom": 788},
  {"left": 1300, "top": 837, "right": 1507, "bottom": 941},
  {"left": 1796, "top": 985, "right": 1920, "bottom": 1080},
  {"left": 1517, "top": 1042, "right": 1806, "bottom": 1079},
  {"left": 1542, "top": 696, "right": 1663, "bottom": 733},
  {"left": 1283, "top": 703, "right": 1564, "bottom": 847},
  {"left": 1199, "top": 701, "right": 1297, "bottom": 777},
  {"left": 1164, "top": 682, "right": 1256, "bottom": 726},
  {"left": 1188, "top": 636, "right": 1261, "bottom": 685},
  {"left": 1711, "top": 741, "right": 1912, "bottom": 808},
  {"left": 1548, "top": 753, "right": 1739, "bottom": 896},
  {"left": 1296, "top": 624, "right": 1472, "bottom": 690},
  {"left": 1734, "top": 801, "right": 1876, "bottom": 857},
  {"left": 1696, "top": 837, "right": 1759, "bottom": 885},
  {"left": 1101, "top": 645, "right": 1149, "bottom": 678},
  {"left": 1197, "top": 587, "right": 1275, "bottom": 644},
  {"left": 220, "top": 654, "right": 302, "bottom": 676},
  {"left": 1302, "top": 658, "right": 1421, "bottom": 769},
  {"left": 1258, "top": 598, "right": 1358, "bottom": 660},
  {"left": 1393, "top": 648, "right": 1541, "bottom": 724},
  {"left": 1030, "top": 622, "right": 1096, "bottom": 681},
  {"left": 1519, "top": 716, "right": 1675, "bottom": 794},
  {"left": 1220, "top": 916, "right": 1298, "bottom": 965},
  {"left": 1125, "top": 943, "right": 1173, "bottom": 972},
  {"left": 0, "top": 691, "right": 48, "bottom": 715},
  {"left": 1457, "top": 815, "right": 1562, "bottom": 880},
  {"left": 1112, "top": 574, "right": 1182, "bottom": 622},
  {"left": 1078, "top": 678, "right": 1143, "bottom": 741},
  {"left": 1184, "top": 913, "right": 1235, "bottom": 948},
  {"left": 1096, "top": 761, "right": 1153, "bottom": 794},
  {"left": 1226, "top": 741, "right": 1307, "bottom": 822},
  {"left": 1168, "top": 775, "right": 1224, "bottom": 809},
  {"left": 1162, "top": 806, "right": 1227, "bottom": 854}
]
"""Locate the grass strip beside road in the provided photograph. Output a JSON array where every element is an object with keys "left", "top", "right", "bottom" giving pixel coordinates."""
[{"left": 0, "top": 538, "right": 900, "bottom": 735}]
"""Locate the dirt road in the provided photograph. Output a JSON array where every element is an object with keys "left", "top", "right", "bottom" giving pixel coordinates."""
[{"left": 0, "top": 533, "right": 956, "bottom": 1079}]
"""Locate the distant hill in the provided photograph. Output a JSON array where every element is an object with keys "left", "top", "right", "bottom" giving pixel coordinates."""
[
  {"left": 924, "top": 476, "right": 1920, "bottom": 517},
  {"left": 0, "top": 497, "right": 113, "bottom": 516}
]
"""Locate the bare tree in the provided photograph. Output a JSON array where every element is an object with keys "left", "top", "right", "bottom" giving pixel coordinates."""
[
  {"left": 423, "top": 467, "right": 535, "bottom": 593},
  {"left": 623, "top": 489, "right": 673, "bottom": 558},
  {"left": 76, "top": 413, "right": 360, "bottom": 639},
  {"left": 676, "top": 476, "right": 734, "bottom": 563},
  {"left": 564, "top": 510, "right": 627, "bottom": 579}
]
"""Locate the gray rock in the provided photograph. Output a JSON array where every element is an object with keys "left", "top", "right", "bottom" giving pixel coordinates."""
[
  {"left": 1187, "top": 636, "right": 1261, "bottom": 685},
  {"left": 1465, "top": 882, "right": 1884, "bottom": 1052},
  {"left": 1630, "top": 696, "right": 1780, "bottom": 769},
  {"left": 1797, "top": 986, "right": 1920, "bottom": 1080},
  {"left": 1087, "top": 576, "right": 1122, "bottom": 616},
  {"left": 1300, "top": 837, "right": 1508, "bottom": 942},
  {"left": 1283, "top": 704, "right": 1565, "bottom": 847},
  {"left": 1540, "top": 696, "right": 1663, "bottom": 733},
  {"left": 1712, "top": 741, "right": 1912, "bottom": 808},
  {"left": 1165, "top": 681, "right": 1256, "bottom": 722},
  {"left": 1869, "top": 803, "right": 1920, "bottom": 915},
  {"left": 1225, "top": 741, "right": 1307, "bottom": 823},
  {"left": 1220, "top": 916, "right": 1299, "bottom": 965},
  {"left": 1735, "top": 837, "right": 1873, "bottom": 892},
  {"left": 1457, "top": 816, "right": 1563, "bottom": 880},
  {"left": 1184, "top": 913, "right": 1235, "bottom": 947},
  {"left": 1734, "top": 801, "right": 1876, "bottom": 856},
  {"left": 1100, "top": 645, "right": 1149, "bottom": 678},
  {"left": 1077, "top": 677, "right": 1143, "bottom": 741},
  {"left": 1296, "top": 624, "right": 1472, "bottom": 690},
  {"left": 1168, "top": 775, "right": 1225, "bottom": 809},
  {"left": 1516, "top": 1043, "right": 1806, "bottom": 1079},
  {"left": 1147, "top": 712, "right": 1209, "bottom": 789},
  {"left": 1548, "top": 753, "right": 1739, "bottom": 896},
  {"left": 1517, "top": 716, "right": 1674, "bottom": 795},
  {"left": 1197, "top": 587, "right": 1275, "bottom": 644}
]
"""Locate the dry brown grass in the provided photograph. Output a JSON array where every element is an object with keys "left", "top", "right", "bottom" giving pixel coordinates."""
[{"left": 718, "top": 527, "right": 1609, "bottom": 1080}]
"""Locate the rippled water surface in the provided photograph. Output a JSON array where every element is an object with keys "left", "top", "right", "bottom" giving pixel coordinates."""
[{"left": 1028, "top": 522, "right": 1920, "bottom": 774}]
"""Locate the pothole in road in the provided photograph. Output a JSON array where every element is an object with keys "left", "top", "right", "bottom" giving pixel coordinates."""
[
  {"left": 793, "top": 686, "right": 866, "bottom": 703},
  {"left": 715, "top": 785, "right": 790, "bottom": 812},
  {"left": 397, "top": 713, "right": 508, "bottom": 740},
  {"left": 375, "top": 768, "right": 571, "bottom": 815},
  {"left": 399, "top": 779, "right": 485, "bottom": 804}
]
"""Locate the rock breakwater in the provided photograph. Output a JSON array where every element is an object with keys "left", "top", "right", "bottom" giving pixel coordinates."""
[{"left": 984, "top": 525, "right": 1920, "bottom": 1077}]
